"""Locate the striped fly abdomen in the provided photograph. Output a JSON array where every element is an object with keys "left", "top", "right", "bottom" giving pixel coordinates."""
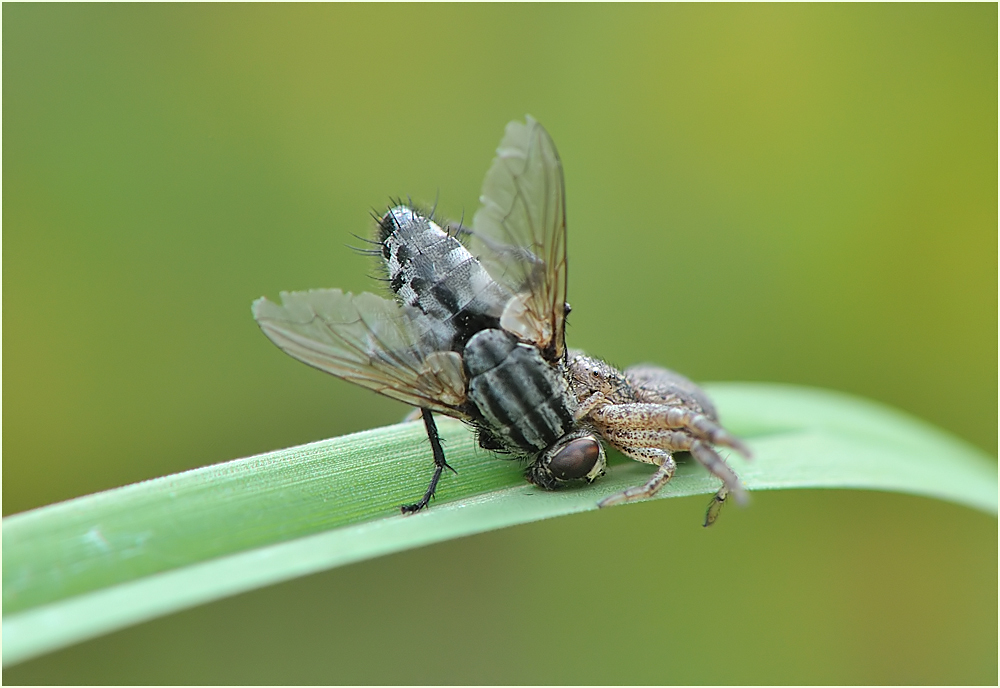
[{"left": 378, "top": 206, "right": 512, "bottom": 352}]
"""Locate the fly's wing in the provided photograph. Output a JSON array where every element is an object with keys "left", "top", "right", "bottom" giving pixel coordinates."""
[
  {"left": 466, "top": 116, "right": 568, "bottom": 361},
  {"left": 252, "top": 289, "right": 467, "bottom": 416}
]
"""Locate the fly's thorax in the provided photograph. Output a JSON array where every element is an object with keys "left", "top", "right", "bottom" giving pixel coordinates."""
[
  {"left": 377, "top": 206, "right": 512, "bottom": 351},
  {"left": 463, "top": 328, "right": 576, "bottom": 456}
]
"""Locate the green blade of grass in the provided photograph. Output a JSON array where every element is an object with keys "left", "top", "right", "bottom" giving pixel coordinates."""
[{"left": 3, "top": 383, "right": 996, "bottom": 666}]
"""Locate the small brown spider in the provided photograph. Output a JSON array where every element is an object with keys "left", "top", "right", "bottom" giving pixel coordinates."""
[{"left": 566, "top": 352, "right": 751, "bottom": 526}]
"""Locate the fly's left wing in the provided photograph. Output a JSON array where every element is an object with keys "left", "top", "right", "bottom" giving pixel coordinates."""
[
  {"left": 465, "top": 116, "right": 569, "bottom": 362},
  {"left": 253, "top": 289, "right": 467, "bottom": 416}
]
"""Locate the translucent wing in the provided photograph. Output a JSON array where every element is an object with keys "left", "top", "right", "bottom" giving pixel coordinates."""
[
  {"left": 467, "top": 115, "right": 568, "bottom": 361},
  {"left": 252, "top": 289, "right": 467, "bottom": 416}
]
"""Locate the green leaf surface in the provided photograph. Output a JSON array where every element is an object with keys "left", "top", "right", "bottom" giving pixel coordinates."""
[{"left": 3, "top": 383, "right": 996, "bottom": 667}]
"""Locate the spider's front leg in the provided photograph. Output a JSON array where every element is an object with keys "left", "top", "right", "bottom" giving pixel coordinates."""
[
  {"left": 594, "top": 443, "right": 676, "bottom": 508},
  {"left": 594, "top": 408, "right": 747, "bottom": 507},
  {"left": 591, "top": 408, "right": 745, "bottom": 503},
  {"left": 597, "top": 364, "right": 751, "bottom": 525},
  {"left": 567, "top": 355, "right": 750, "bottom": 524}
]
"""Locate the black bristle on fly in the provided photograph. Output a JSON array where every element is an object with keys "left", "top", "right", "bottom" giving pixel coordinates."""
[
  {"left": 377, "top": 202, "right": 404, "bottom": 243},
  {"left": 428, "top": 190, "right": 440, "bottom": 222},
  {"left": 350, "top": 232, "right": 380, "bottom": 245},
  {"left": 350, "top": 247, "right": 383, "bottom": 257},
  {"left": 347, "top": 231, "right": 383, "bottom": 257},
  {"left": 446, "top": 207, "right": 468, "bottom": 240}
]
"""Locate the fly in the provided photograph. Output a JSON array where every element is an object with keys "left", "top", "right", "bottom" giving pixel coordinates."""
[{"left": 252, "top": 116, "right": 751, "bottom": 525}]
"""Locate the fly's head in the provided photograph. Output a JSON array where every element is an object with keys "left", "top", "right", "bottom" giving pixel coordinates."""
[{"left": 525, "top": 429, "right": 607, "bottom": 490}]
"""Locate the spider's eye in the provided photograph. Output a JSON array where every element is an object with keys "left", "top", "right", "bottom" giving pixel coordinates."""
[{"left": 548, "top": 437, "right": 602, "bottom": 480}]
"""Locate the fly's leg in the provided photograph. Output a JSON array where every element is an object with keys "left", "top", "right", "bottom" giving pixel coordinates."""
[
  {"left": 401, "top": 408, "right": 457, "bottom": 514},
  {"left": 597, "top": 447, "right": 675, "bottom": 508}
]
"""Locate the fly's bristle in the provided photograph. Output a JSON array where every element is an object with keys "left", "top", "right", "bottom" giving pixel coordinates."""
[
  {"left": 347, "top": 228, "right": 383, "bottom": 256},
  {"left": 429, "top": 190, "right": 440, "bottom": 222},
  {"left": 349, "top": 232, "right": 381, "bottom": 246},
  {"left": 446, "top": 207, "right": 469, "bottom": 240},
  {"left": 349, "top": 246, "right": 383, "bottom": 257},
  {"left": 376, "top": 205, "right": 401, "bottom": 243}
]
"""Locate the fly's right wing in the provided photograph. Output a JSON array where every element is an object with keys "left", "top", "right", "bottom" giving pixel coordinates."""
[
  {"left": 466, "top": 116, "right": 569, "bottom": 362},
  {"left": 252, "top": 289, "right": 467, "bottom": 416}
]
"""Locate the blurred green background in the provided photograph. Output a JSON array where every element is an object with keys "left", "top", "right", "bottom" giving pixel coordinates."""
[{"left": 3, "top": 3, "right": 996, "bottom": 684}]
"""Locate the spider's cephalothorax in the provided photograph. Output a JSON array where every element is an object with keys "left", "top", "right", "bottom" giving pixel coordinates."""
[{"left": 253, "top": 116, "right": 750, "bottom": 524}]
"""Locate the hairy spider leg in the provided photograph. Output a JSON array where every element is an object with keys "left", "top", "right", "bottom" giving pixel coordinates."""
[{"left": 596, "top": 447, "right": 676, "bottom": 508}]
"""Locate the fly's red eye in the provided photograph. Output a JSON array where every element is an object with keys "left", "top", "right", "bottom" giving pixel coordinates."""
[{"left": 548, "top": 437, "right": 602, "bottom": 480}]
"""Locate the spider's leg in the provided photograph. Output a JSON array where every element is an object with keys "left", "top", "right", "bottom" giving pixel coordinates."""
[
  {"left": 401, "top": 408, "right": 457, "bottom": 514},
  {"left": 688, "top": 439, "right": 748, "bottom": 507},
  {"left": 596, "top": 403, "right": 751, "bottom": 458},
  {"left": 597, "top": 447, "right": 675, "bottom": 508},
  {"left": 704, "top": 485, "right": 730, "bottom": 527},
  {"left": 593, "top": 421, "right": 748, "bottom": 517},
  {"left": 583, "top": 367, "right": 752, "bottom": 525}
]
